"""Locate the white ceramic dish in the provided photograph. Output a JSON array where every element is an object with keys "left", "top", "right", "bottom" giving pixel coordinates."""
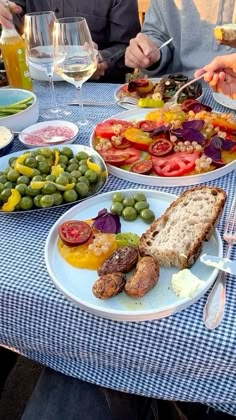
[
  {"left": 213, "top": 92, "right": 236, "bottom": 111},
  {"left": 29, "top": 64, "right": 63, "bottom": 82},
  {"left": 0, "top": 88, "right": 39, "bottom": 131},
  {"left": 115, "top": 78, "right": 203, "bottom": 110},
  {"left": 90, "top": 108, "right": 236, "bottom": 187},
  {"left": 45, "top": 189, "right": 222, "bottom": 322},
  {"left": 0, "top": 144, "right": 108, "bottom": 213},
  {"left": 0, "top": 126, "right": 14, "bottom": 156},
  {"left": 18, "top": 120, "right": 79, "bottom": 148}
]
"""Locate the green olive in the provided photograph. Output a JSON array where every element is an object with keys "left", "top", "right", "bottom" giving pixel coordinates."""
[
  {"left": 70, "top": 170, "right": 82, "bottom": 179},
  {"left": 35, "top": 154, "right": 47, "bottom": 162},
  {"left": 33, "top": 194, "right": 43, "bottom": 208},
  {"left": 37, "top": 161, "right": 50, "bottom": 174},
  {"left": 75, "top": 182, "right": 89, "bottom": 197},
  {"left": 133, "top": 192, "right": 147, "bottom": 202},
  {"left": 67, "top": 163, "right": 78, "bottom": 172},
  {"left": 15, "top": 184, "right": 27, "bottom": 196},
  {"left": 122, "top": 206, "right": 137, "bottom": 221},
  {"left": 123, "top": 197, "right": 135, "bottom": 207},
  {"left": 110, "top": 202, "right": 124, "bottom": 216},
  {"left": 40, "top": 195, "right": 54, "bottom": 208},
  {"left": 52, "top": 192, "right": 63, "bottom": 205},
  {"left": 76, "top": 151, "right": 89, "bottom": 161},
  {"left": 46, "top": 174, "right": 56, "bottom": 182},
  {"left": 30, "top": 169, "right": 41, "bottom": 177},
  {"left": 42, "top": 183, "right": 57, "bottom": 195},
  {"left": 25, "top": 186, "right": 41, "bottom": 197},
  {"left": 78, "top": 176, "right": 89, "bottom": 186},
  {"left": 112, "top": 192, "right": 124, "bottom": 203},
  {"left": 32, "top": 175, "right": 44, "bottom": 182},
  {"left": 7, "top": 169, "right": 20, "bottom": 182},
  {"left": 58, "top": 155, "right": 69, "bottom": 165},
  {"left": 0, "top": 182, "right": 4, "bottom": 194},
  {"left": 24, "top": 157, "right": 37, "bottom": 168},
  {"left": 4, "top": 181, "right": 14, "bottom": 189},
  {"left": 63, "top": 189, "right": 78, "bottom": 203},
  {"left": 20, "top": 196, "right": 33, "bottom": 210},
  {"left": 8, "top": 157, "right": 17, "bottom": 167},
  {"left": 78, "top": 164, "right": 88, "bottom": 175},
  {"left": 0, "top": 175, "right": 7, "bottom": 184},
  {"left": 56, "top": 175, "right": 69, "bottom": 186},
  {"left": 60, "top": 147, "right": 73, "bottom": 158},
  {"left": 38, "top": 148, "right": 53, "bottom": 158},
  {"left": 85, "top": 169, "right": 98, "bottom": 184},
  {"left": 17, "top": 175, "right": 30, "bottom": 185},
  {"left": 134, "top": 201, "right": 149, "bottom": 214},
  {"left": 0, "top": 188, "right": 12, "bottom": 203},
  {"left": 140, "top": 209, "right": 155, "bottom": 224}
]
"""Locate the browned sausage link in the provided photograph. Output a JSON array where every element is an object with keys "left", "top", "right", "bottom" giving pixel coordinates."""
[
  {"left": 92, "top": 272, "right": 126, "bottom": 300},
  {"left": 124, "top": 256, "right": 159, "bottom": 298},
  {"left": 98, "top": 246, "right": 139, "bottom": 276}
]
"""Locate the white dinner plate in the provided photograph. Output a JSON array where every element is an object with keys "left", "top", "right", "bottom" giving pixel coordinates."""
[
  {"left": 45, "top": 189, "right": 222, "bottom": 322},
  {"left": 213, "top": 92, "right": 236, "bottom": 111},
  {"left": 90, "top": 108, "right": 236, "bottom": 187},
  {"left": 114, "top": 78, "right": 160, "bottom": 110},
  {"left": 0, "top": 144, "right": 108, "bottom": 213}
]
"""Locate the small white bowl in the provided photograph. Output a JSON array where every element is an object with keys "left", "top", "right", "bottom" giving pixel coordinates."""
[
  {"left": 0, "top": 88, "right": 39, "bottom": 132},
  {"left": 0, "top": 126, "right": 14, "bottom": 156},
  {"left": 18, "top": 120, "right": 79, "bottom": 148}
]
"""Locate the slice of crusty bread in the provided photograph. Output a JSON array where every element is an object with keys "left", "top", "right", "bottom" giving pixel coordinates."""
[
  {"left": 139, "top": 186, "right": 226, "bottom": 269},
  {"left": 214, "top": 24, "right": 236, "bottom": 42}
]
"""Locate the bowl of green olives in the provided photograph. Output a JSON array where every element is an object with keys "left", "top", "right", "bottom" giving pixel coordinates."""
[{"left": 0, "top": 145, "right": 108, "bottom": 212}]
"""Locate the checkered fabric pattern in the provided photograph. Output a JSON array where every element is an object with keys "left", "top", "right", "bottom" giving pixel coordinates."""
[{"left": 0, "top": 82, "right": 236, "bottom": 416}]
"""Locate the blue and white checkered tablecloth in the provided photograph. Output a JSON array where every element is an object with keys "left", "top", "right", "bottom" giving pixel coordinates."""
[{"left": 1, "top": 82, "right": 236, "bottom": 416}]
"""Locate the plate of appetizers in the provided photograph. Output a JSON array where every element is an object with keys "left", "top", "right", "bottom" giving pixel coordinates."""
[
  {"left": 115, "top": 74, "right": 203, "bottom": 109},
  {"left": 213, "top": 92, "right": 236, "bottom": 111},
  {"left": 0, "top": 145, "right": 107, "bottom": 212},
  {"left": 45, "top": 186, "right": 224, "bottom": 321},
  {"left": 90, "top": 101, "right": 236, "bottom": 187}
]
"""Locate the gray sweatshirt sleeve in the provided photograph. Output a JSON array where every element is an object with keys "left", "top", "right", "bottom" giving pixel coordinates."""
[{"left": 141, "top": 0, "right": 173, "bottom": 76}]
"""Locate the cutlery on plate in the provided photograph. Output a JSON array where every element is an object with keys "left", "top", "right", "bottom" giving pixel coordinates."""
[
  {"left": 164, "top": 73, "right": 206, "bottom": 107},
  {"left": 68, "top": 97, "right": 137, "bottom": 106},
  {"left": 203, "top": 196, "right": 236, "bottom": 330},
  {"left": 200, "top": 254, "right": 236, "bottom": 276}
]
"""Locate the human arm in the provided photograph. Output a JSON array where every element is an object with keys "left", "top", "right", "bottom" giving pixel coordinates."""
[{"left": 194, "top": 54, "right": 236, "bottom": 99}]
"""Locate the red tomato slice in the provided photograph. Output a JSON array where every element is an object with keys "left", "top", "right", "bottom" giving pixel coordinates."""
[
  {"left": 136, "top": 120, "right": 158, "bottom": 132},
  {"left": 95, "top": 119, "right": 131, "bottom": 139},
  {"left": 58, "top": 220, "right": 92, "bottom": 246},
  {"left": 130, "top": 159, "right": 153, "bottom": 174},
  {"left": 152, "top": 152, "right": 200, "bottom": 177},
  {"left": 111, "top": 136, "right": 130, "bottom": 149},
  {"left": 100, "top": 149, "right": 131, "bottom": 166},
  {"left": 149, "top": 138, "right": 173, "bottom": 156},
  {"left": 122, "top": 147, "right": 141, "bottom": 165}
]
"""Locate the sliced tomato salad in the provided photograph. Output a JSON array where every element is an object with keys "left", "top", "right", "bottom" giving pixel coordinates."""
[
  {"left": 149, "top": 138, "right": 173, "bottom": 156},
  {"left": 100, "top": 147, "right": 141, "bottom": 166},
  {"left": 94, "top": 119, "right": 131, "bottom": 139},
  {"left": 58, "top": 220, "right": 92, "bottom": 246},
  {"left": 152, "top": 152, "right": 200, "bottom": 177}
]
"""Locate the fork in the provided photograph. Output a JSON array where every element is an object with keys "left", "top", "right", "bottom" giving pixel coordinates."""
[
  {"left": 203, "top": 195, "right": 236, "bottom": 329},
  {"left": 164, "top": 73, "right": 206, "bottom": 107},
  {"left": 68, "top": 96, "right": 137, "bottom": 106}
]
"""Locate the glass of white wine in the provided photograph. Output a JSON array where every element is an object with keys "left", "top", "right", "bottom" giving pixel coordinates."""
[
  {"left": 53, "top": 17, "right": 97, "bottom": 125},
  {"left": 24, "top": 11, "right": 68, "bottom": 119}
]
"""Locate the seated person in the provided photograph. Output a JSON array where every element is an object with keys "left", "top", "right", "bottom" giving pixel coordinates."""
[
  {"left": 125, "top": 0, "right": 236, "bottom": 79},
  {"left": 0, "top": 0, "right": 141, "bottom": 83},
  {"left": 195, "top": 54, "right": 236, "bottom": 99}
]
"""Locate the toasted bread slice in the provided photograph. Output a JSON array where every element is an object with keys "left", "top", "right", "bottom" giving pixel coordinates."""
[
  {"left": 214, "top": 24, "right": 236, "bottom": 42},
  {"left": 139, "top": 186, "right": 226, "bottom": 269}
]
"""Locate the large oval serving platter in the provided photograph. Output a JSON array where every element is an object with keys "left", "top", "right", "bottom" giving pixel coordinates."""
[
  {"left": 45, "top": 189, "right": 222, "bottom": 322},
  {"left": 0, "top": 145, "right": 108, "bottom": 213},
  {"left": 90, "top": 108, "right": 236, "bottom": 187},
  {"left": 213, "top": 92, "right": 236, "bottom": 111}
]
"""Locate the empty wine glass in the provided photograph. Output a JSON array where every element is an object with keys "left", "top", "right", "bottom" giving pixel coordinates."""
[
  {"left": 24, "top": 11, "right": 71, "bottom": 119},
  {"left": 53, "top": 17, "right": 97, "bottom": 125}
]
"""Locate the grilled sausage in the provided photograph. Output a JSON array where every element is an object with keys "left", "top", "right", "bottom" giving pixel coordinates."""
[
  {"left": 124, "top": 256, "right": 159, "bottom": 298},
  {"left": 97, "top": 246, "right": 138, "bottom": 276},
  {"left": 92, "top": 272, "right": 126, "bottom": 300}
]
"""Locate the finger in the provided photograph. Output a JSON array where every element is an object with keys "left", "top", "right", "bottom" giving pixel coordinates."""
[
  {"left": 126, "top": 44, "right": 150, "bottom": 68},
  {"left": 194, "top": 69, "right": 205, "bottom": 78}
]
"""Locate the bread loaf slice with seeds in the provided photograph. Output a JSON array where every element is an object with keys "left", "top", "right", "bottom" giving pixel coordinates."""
[
  {"left": 214, "top": 24, "right": 236, "bottom": 42},
  {"left": 139, "top": 186, "right": 226, "bottom": 269}
]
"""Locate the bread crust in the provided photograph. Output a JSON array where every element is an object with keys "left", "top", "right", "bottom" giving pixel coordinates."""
[
  {"left": 214, "top": 24, "right": 236, "bottom": 41},
  {"left": 139, "top": 186, "right": 226, "bottom": 269}
]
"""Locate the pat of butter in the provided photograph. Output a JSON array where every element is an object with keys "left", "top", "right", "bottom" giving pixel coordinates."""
[
  {"left": 0, "top": 126, "right": 12, "bottom": 146},
  {"left": 171, "top": 269, "right": 204, "bottom": 298}
]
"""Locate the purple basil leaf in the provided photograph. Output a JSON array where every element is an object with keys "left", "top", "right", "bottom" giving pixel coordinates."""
[
  {"left": 204, "top": 144, "right": 224, "bottom": 165},
  {"left": 182, "top": 128, "right": 205, "bottom": 144},
  {"left": 92, "top": 211, "right": 121, "bottom": 234},
  {"left": 150, "top": 125, "right": 170, "bottom": 138},
  {"left": 171, "top": 128, "right": 184, "bottom": 138},
  {"left": 210, "top": 136, "right": 223, "bottom": 149},
  {"left": 221, "top": 138, "right": 236, "bottom": 150},
  {"left": 191, "top": 104, "right": 204, "bottom": 113},
  {"left": 182, "top": 119, "right": 204, "bottom": 131},
  {"left": 92, "top": 208, "right": 108, "bottom": 220}
]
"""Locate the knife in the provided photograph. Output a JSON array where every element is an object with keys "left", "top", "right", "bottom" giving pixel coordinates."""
[{"left": 200, "top": 253, "right": 236, "bottom": 275}]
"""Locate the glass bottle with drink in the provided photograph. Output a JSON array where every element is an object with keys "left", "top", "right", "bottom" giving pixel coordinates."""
[{"left": 0, "top": 0, "right": 32, "bottom": 90}]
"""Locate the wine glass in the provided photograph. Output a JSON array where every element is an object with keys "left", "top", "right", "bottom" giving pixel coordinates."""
[
  {"left": 24, "top": 11, "right": 70, "bottom": 119},
  {"left": 53, "top": 17, "right": 97, "bottom": 125}
]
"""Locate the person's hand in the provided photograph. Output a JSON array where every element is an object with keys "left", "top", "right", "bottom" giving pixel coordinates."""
[
  {"left": 91, "top": 62, "right": 108, "bottom": 80},
  {"left": 194, "top": 54, "right": 236, "bottom": 99},
  {"left": 125, "top": 33, "right": 161, "bottom": 69},
  {"left": 0, "top": 1, "right": 22, "bottom": 28}
]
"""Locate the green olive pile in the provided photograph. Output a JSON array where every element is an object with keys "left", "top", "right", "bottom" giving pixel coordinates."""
[
  {"left": 0, "top": 147, "right": 101, "bottom": 211},
  {"left": 110, "top": 192, "right": 155, "bottom": 224}
]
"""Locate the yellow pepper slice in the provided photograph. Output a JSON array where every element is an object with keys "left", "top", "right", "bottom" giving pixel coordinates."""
[
  {"left": 54, "top": 150, "right": 59, "bottom": 166},
  {"left": 123, "top": 127, "right": 153, "bottom": 145},
  {"left": 14, "top": 153, "right": 34, "bottom": 177},
  {"left": 87, "top": 158, "right": 101, "bottom": 174},
  {"left": 51, "top": 165, "right": 64, "bottom": 177},
  {"left": 138, "top": 98, "right": 164, "bottom": 108},
  {"left": 30, "top": 180, "right": 75, "bottom": 191},
  {"left": 2, "top": 188, "right": 21, "bottom": 212}
]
